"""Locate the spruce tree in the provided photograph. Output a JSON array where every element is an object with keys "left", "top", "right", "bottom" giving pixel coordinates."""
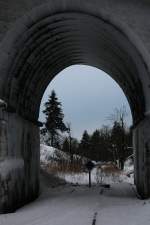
[
  {"left": 79, "top": 130, "right": 91, "bottom": 158},
  {"left": 90, "top": 130, "right": 100, "bottom": 161},
  {"left": 111, "top": 121, "right": 126, "bottom": 169},
  {"left": 62, "top": 137, "right": 70, "bottom": 153},
  {"left": 42, "top": 90, "right": 67, "bottom": 147},
  {"left": 99, "top": 126, "right": 112, "bottom": 162}
]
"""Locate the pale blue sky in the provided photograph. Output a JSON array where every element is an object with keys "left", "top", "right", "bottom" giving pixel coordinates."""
[{"left": 39, "top": 65, "right": 132, "bottom": 139}]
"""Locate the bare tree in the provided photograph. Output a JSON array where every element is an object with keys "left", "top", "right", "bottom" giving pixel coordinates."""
[
  {"left": 66, "top": 122, "right": 73, "bottom": 163},
  {"left": 107, "top": 105, "right": 128, "bottom": 127},
  {"left": 107, "top": 105, "right": 128, "bottom": 169}
]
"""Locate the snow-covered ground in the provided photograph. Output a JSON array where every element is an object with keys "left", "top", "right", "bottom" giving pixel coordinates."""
[
  {"left": 57, "top": 167, "right": 133, "bottom": 185},
  {"left": 1, "top": 145, "right": 145, "bottom": 225},
  {"left": 40, "top": 144, "right": 134, "bottom": 185},
  {"left": 40, "top": 144, "right": 87, "bottom": 164},
  {"left": 40, "top": 144, "right": 70, "bottom": 162},
  {"left": 1, "top": 181, "right": 150, "bottom": 225}
]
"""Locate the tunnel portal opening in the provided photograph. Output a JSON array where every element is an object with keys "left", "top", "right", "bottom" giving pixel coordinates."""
[{"left": 0, "top": 3, "right": 150, "bottom": 213}]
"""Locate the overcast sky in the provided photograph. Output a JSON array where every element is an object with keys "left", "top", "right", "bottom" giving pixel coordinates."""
[{"left": 39, "top": 65, "right": 132, "bottom": 140}]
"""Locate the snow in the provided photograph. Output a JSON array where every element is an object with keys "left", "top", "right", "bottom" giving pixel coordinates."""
[
  {"left": 0, "top": 158, "right": 24, "bottom": 178},
  {"left": 40, "top": 144, "right": 70, "bottom": 163},
  {"left": 40, "top": 144, "right": 87, "bottom": 164},
  {"left": 40, "top": 144, "right": 134, "bottom": 186},
  {"left": 0, "top": 181, "right": 150, "bottom": 225},
  {"left": 1, "top": 145, "right": 145, "bottom": 225},
  {"left": 0, "top": 99, "right": 7, "bottom": 108},
  {"left": 57, "top": 168, "right": 133, "bottom": 185},
  {"left": 124, "top": 158, "right": 134, "bottom": 174}
]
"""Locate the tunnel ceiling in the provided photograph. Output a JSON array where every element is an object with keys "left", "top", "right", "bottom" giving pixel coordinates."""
[{"left": 0, "top": 10, "right": 148, "bottom": 124}]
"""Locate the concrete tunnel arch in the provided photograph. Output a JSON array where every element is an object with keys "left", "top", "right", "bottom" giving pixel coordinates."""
[{"left": 0, "top": 1, "right": 150, "bottom": 213}]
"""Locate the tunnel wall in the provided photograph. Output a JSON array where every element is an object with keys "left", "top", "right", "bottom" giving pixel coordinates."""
[
  {"left": 0, "top": 0, "right": 150, "bottom": 54},
  {"left": 133, "top": 116, "right": 150, "bottom": 198},
  {"left": 0, "top": 0, "right": 150, "bottom": 212},
  {"left": 0, "top": 107, "right": 40, "bottom": 213},
  {"left": 0, "top": 0, "right": 149, "bottom": 121}
]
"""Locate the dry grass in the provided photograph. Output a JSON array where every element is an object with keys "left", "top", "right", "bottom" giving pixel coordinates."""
[
  {"left": 100, "top": 163, "right": 121, "bottom": 175},
  {"left": 95, "top": 163, "right": 122, "bottom": 184},
  {"left": 46, "top": 161, "right": 83, "bottom": 174}
]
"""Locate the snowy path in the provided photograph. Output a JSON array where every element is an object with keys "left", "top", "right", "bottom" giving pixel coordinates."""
[{"left": 0, "top": 181, "right": 150, "bottom": 225}]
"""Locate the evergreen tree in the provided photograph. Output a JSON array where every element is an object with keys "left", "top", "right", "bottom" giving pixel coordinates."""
[
  {"left": 99, "top": 126, "right": 112, "bottom": 161},
  {"left": 79, "top": 130, "right": 91, "bottom": 158},
  {"left": 62, "top": 137, "right": 78, "bottom": 153},
  {"left": 42, "top": 90, "right": 67, "bottom": 147},
  {"left": 111, "top": 121, "right": 126, "bottom": 169},
  {"left": 77, "top": 124, "right": 132, "bottom": 163},
  {"left": 62, "top": 137, "right": 70, "bottom": 153},
  {"left": 90, "top": 130, "right": 100, "bottom": 161},
  {"left": 71, "top": 138, "right": 79, "bottom": 155}
]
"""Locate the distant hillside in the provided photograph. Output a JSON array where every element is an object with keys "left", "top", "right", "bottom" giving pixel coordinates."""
[
  {"left": 40, "top": 144, "right": 87, "bottom": 164},
  {"left": 40, "top": 144, "right": 70, "bottom": 164}
]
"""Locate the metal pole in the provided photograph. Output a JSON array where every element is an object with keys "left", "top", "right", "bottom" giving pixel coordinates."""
[{"left": 89, "top": 170, "right": 91, "bottom": 188}]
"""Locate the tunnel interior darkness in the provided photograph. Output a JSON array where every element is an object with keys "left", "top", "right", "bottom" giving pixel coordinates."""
[{"left": 1, "top": 11, "right": 147, "bottom": 127}]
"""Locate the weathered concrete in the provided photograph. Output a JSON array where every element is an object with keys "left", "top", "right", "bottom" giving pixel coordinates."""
[
  {"left": 0, "top": 0, "right": 150, "bottom": 212},
  {"left": 133, "top": 116, "right": 150, "bottom": 199},
  {"left": 0, "top": 109, "right": 40, "bottom": 213}
]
